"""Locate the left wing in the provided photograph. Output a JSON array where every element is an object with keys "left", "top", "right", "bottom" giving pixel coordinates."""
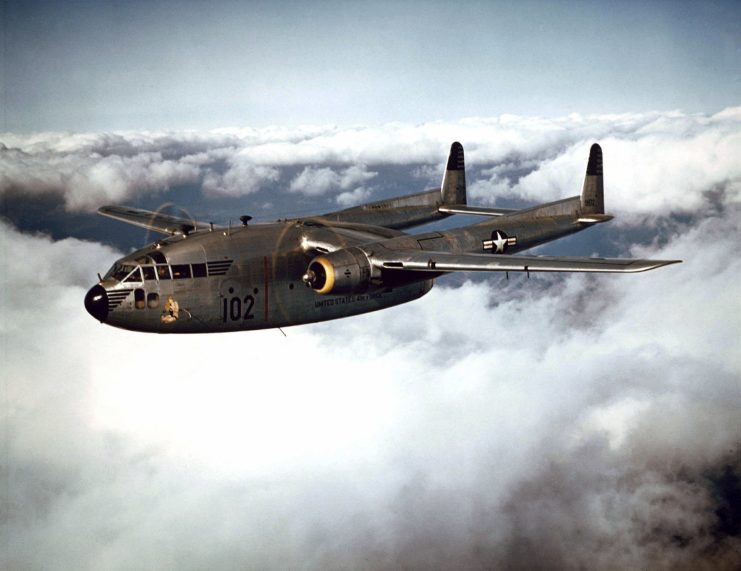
[
  {"left": 98, "top": 206, "right": 210, "bottom": 236},
  {"left": 320, "top": 142, "right": 475, "bottom": 230},
  {"left": 374, "top": 248, "right": 680, "bottom": 273}
]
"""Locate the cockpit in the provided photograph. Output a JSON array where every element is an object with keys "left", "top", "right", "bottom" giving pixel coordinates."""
[
  {"left": 103, "top": 250, "right": 210, "bottom": 283},
  {"left": 104, "top": 263, "right": 144, "bottom": 282}
]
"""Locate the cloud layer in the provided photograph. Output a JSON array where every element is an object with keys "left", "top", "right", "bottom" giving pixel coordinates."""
[
  {"left": 2, "top": 204, "right": 740, "bottom": 567},
  {"left": 2, "top": 110, "right": 740, "bottom": 569},
  {"left": 2, "top": 107, "right": 740, "bottom": 219}
]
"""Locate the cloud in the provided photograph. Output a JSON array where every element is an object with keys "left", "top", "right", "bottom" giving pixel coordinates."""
[
  {"left": 286, "top": 164, "right": 377, "bottom": 207},
  {"left": 288, "top": 164, "right": 377, "bottom": 196},
  {"left": 2, "top": 188, "right": 740, "bottom": 568},
  {"left": 467, "top": 108, "right": 741, "bottom": 222},
  {"left": 336, "top": 187, "right": 373, "bottom": 207},
  {"left": 3, "top": 107, "right": 740, "bottom": 217},
  {"left": 2, "top": 110, "right": 741, "bottom": 569},
  {"left": 201, "top": 159, "right": 280, "bottom": 197},
  {"left": 0, "top": 145, "right": 202, "bottom": 210},
  {"left": 288, "top": 166, "right": 339, "bottom": 196}
]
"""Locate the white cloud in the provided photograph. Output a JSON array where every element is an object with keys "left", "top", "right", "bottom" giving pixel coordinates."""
[
  {"left": 3, "top": 110, "right": 741, "bottom": 568},
  {"left": 3, "top": 107, "right": 739, "bottom": 215},
  {"left": 335, "top": 187, "right": 373, "bottom": 207},
  {"left": 201, "top": 160, "right": 280, "bottom": 197},
  {"left": 466, "top": 108, "right": 741, "bottom": 221},
  {"left": 501, "top": 130, "right": 741, "bottom": 220},
  {"left": 288, "top": 166, "right": 339, "bottom": 196},
  {"left": 288, "top": 164, "right": 377, "bottom": 196},
  {"left": 2, "top": 195, "right": 740, "bottom": 568},
  {"left": 0, "top": 146, "right": 202, "bottom": 210},
  {"left": 339, "top": 164, "right": 377, "bottom": 189}
]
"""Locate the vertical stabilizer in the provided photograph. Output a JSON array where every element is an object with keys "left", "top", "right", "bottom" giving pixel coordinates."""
[
  {"left": 581, "top": 143, "right": 604, "bottom": 214},
  {"left": 441, "top": 142, "right": 467, "bottom": 205}
]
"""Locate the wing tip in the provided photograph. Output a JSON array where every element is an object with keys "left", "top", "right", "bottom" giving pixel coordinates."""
[{"left": 631, "top": 259, "right": 682, "bottom": 272}]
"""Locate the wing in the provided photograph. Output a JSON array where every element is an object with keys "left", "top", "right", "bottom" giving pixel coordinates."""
[
  {"left": 299, "top": 218, "right": 408, "bottom": 254},
  {"left": 320, "top": 188, "right": 446, "bottom": 229},
  {"left": 98, "top": 206, "right": 210, "bottom": 236},
  {"left": 375, "top": 249, "right": 680, "bottom": 273},
  {"left": 318, "top": 142, "right": 522, "bottom": 229}
]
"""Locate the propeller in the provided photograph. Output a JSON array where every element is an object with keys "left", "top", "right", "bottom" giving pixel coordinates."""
[{"left": 143, "top": 202, "right": 200, "bottom": 245}]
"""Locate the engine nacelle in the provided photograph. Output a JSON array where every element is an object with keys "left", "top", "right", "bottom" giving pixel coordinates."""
[{"left": 303, "top": 247, "right": 376, "bottom": 294}]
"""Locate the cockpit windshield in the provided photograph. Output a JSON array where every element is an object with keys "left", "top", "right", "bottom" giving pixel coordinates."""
[
  {"left": 103, "top": 263, "right": 144, "bottom": 283},
  {"left": 105, "top": 263, "right": 137, "bottom": 281}
]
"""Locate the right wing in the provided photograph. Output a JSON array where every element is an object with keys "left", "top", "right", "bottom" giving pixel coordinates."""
[
  {"left": 98, "top": 206, "right": 210, "bottom": 236},
  {"left": 375, "top": 248, "right": 680, "bottom": 273}
]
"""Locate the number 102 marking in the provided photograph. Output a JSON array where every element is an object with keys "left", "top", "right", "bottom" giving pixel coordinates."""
[{"left": 222, "top": 295, "right": 255, "bottom": 321}]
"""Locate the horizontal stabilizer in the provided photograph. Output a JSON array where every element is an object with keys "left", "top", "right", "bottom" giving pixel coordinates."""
[
  {"left": 438, "top": 204, "right": 518, "bottom": 216},
  {"left": 98, "top": 206, "right": 209, "bottom": 236},
  {"left": 376, "top": 249, "right": 680, "bottom": 273},
  {"left": 575, "top": 214, "right": 614, "bottom": 224}
]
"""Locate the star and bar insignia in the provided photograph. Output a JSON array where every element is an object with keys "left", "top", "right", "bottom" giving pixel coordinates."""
[{"left": 482, "top": 230, "right": 517, "bottom": 253}]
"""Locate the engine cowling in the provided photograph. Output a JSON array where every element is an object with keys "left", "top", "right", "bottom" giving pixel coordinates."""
[{"left": 303, "top": 247, "right": 375, "bottom": 294}]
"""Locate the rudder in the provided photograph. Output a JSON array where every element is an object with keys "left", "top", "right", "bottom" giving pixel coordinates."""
[
  {"left": 441, "top": 142, "right": 467, "bottom": 205},
  {"left": 581, "top": 143, "right": 604, "bottom": 214}
]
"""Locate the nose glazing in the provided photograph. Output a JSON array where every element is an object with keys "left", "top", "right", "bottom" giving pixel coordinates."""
[{"left": 84, "top": 284, "right": 109, "bottom": 322}]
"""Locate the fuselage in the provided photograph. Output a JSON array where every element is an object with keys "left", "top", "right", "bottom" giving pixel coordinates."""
[
  {"left": 84, "top": 196, "right": 600, "bottom": 333},
  {"left": 84, "top": 220, "right": 434, "bottom": 333}
]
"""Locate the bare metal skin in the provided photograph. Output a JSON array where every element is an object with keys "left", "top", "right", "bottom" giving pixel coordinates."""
[{"left": 84, "top": 143, "right": 679, "bottom": 333}]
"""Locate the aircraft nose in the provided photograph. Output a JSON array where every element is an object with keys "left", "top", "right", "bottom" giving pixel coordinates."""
[{"left": 84, "top": 284, "right": 109, "bottom": 322}]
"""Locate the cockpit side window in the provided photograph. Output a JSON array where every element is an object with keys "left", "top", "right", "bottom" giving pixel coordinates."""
[
  {"left": 123, "top": 267, "right": 143, "bottom": 283},
  {"left": 156, "top": 265, "right": 171, "bottom": 280},
  {"left": 171, "top": 264, "right": 191, "bottom": 279},
  {"left": 142, "top": 266, "right": 157, "bottom": 280}
]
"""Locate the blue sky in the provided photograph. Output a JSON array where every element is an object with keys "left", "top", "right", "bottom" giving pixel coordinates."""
[{"left": 2, "top": 0, "right": 739, "bottom": 131}]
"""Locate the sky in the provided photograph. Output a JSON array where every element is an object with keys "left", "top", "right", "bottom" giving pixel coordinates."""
[
  {"left": 2, "top": 0, "right": 740, "bottom": 131},
  {"left": 2, "top": 1, "right": 741, "bottom": 569}
]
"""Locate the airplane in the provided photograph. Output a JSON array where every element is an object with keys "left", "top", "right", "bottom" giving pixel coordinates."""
[{"left": 84, "top": 143, "right": 680, "bottom": 333}]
